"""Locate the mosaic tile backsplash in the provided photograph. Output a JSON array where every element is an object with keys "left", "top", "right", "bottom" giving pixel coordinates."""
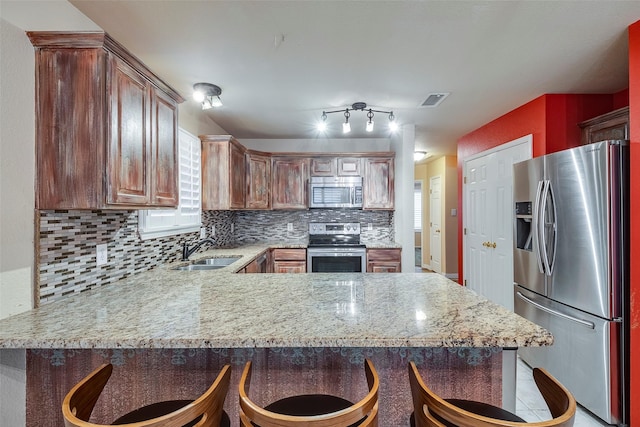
[{"left": 37, "top": 209, "right": 394, "bottom": 304}]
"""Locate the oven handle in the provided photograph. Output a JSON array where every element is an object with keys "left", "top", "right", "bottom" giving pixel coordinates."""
[{"left": 307, "top": 249, "right": 366, "bottom": 256}]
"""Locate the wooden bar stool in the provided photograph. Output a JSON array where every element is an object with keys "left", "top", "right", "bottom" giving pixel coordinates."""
[
  {"left": 62, "top": 363, "right": 231, "bottom": 427},
  {"left": 239, "top": 359, "right": 379, "bottom": 426},
  {"left": 407, "top": 361, "right": 576, "bottom": 427}
]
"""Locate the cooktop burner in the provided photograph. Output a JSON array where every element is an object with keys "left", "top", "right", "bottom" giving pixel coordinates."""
[{"left": 308, "top": 223, "right": 362, "bottom": 247}]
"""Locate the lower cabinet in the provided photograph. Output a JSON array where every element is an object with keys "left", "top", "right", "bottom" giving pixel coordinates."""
[
  {"left": 367, "top": 248, "right": 402, "bottom": 273},
  {"left": 272, "top": 249, "right": 306, "bottom": 273}
]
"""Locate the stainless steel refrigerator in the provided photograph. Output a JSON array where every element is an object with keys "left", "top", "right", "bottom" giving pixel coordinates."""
[{"left": 513, "top": 140, "right": 629, "bottom": 426}]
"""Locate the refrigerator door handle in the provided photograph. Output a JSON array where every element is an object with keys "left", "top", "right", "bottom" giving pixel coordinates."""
[
  {"left": 516, "top": 291, "right": 595, "bottom": 329},
  {"left": 533, "top": 180, "right": 545, "bottom": 274},
  {"left": 539, "top": 180, "right": 557, "bottom": 275}
]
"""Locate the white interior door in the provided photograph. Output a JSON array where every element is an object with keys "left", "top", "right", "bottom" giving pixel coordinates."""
[
  {"left": 429, "top": 176, "right": 442, "bottom": 273},
  {"left": 464, "top": 155, "right": 493, "bottom": 298},
  {"left": 463, "top": 135, "right": 532, "bottom": 310}
]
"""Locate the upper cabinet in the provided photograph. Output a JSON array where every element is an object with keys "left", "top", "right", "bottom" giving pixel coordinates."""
[
  {"left": 271, "top": 157, "right": 308, "bottom": 209},
  {"left": 199, "top": 136, "right": 395, "bottom": 211},
  {"left": 363, "top": 157, "right": 395, "bottom": 209},
  {"left": 201, "top": 135, "right": 246, "bottom": 210},
  {"left": 246, "top": 151, "right": 271, "bottom": 210},
  {"left": 28, "top": 32, "right": 183, "bottom": 210},
  {"left": 310, "top": 157, "right": 362, "bottom": 176},
  {"left": 579, "top": 107, "right": 629, "bottom": 146}
]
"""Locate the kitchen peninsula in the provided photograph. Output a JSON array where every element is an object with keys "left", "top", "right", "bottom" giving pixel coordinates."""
[{"left": 0, "top": 246, "right": 552, "bottom": 426}]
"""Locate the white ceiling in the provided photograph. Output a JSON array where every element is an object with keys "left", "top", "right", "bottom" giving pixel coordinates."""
[{"left": 12, "top": 1, "right": 640, "bottom": 156}]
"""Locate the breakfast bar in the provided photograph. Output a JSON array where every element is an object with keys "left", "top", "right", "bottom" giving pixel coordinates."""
[{"left": 0, "top": 252, "right": 552, "bottom": 425}]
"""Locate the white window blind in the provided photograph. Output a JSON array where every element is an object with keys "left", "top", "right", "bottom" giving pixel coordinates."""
[
  {"left": 138, "top": 128, "right": 201, "bottom": 239},
  {"left": 414, "top": 181, "right": 422, "bottom": 231}
]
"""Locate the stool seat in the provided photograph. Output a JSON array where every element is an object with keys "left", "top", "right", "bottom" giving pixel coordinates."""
[
  {"left": 407, "top": 362, "right": 577, "bottom": 427},
  {"left": 410, "top": 398, "right": 524, "bottom": 427},
  {"left": 263, "top": 394, "right": 366, "bottom": 427},
  {"left": 113, "top": 400, "right": 231, "bottom": 426},
  {"left": 239, "top": 359, "right": 379, "bottom": 426}
]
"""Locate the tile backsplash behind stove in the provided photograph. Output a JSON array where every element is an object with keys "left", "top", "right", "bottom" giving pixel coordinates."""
[
  {"left": 37, "top": 209, "right": 394, "bottom": 304},
  {"left": 234, "top": 210, "right": 394, "bottom": 244}
]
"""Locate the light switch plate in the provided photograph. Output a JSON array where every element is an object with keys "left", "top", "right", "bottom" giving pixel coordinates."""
[
  {"left": 211, "top": 225, "right": 216, "bottom": 236},
  {"left": 200, "top": 227, "right": 206, "bottom": 239},
  {"left": 367, "top": 223, "right": 373, "bottom": 231},
  {"left": 96, "top": 244, "right": 108, "bottom": 266},
  {"left": 287, "top": 223, "right": 294, "bottom": 231}
]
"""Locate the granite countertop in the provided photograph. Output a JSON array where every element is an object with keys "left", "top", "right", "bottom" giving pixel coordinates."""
[{"left": 0, "top": 243, "right": 552, "bottom": 349}]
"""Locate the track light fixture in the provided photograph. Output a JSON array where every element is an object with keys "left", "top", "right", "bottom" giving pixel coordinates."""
[
  {"left": 318, "top": 102, "right": 398, "bottom": 133},
  {"left": 193, "top": 83, "right": 223, "bottom": 110}
]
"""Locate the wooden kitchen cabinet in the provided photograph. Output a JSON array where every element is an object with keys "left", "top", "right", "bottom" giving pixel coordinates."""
[
  {"left": 578, "top": 107, "right": 629, "bottom": 145},
  {"left": 201, "top": 135, "right": 246, "bottom": 210},
  {"left": 271, "top": 157, "right": 308, "bottom": 209},
  {"left": 310, "top": 157, "right": 362, "bottom": 176},
  {"left": 272, "top": 248, "right": 306, "bottom": 273},
  {"left": 246, "top": 151, "right": 271, "bottom": 209},
  {"left": 242, "top": 250, "right": 270, "bottom": 273},
  {"left": 28, "top": 32, "right": 183, "bottom": 209},
  {"left": 363, "top": 157, "right": 395, "bottom": 209},
  {"left": 367, "top": 248, "right": 402, "bottom": 273}
]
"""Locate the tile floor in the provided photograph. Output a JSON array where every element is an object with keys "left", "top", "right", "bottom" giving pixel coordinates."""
[{"left": 516, "top": 357, "right": 610, "bottom": 426}]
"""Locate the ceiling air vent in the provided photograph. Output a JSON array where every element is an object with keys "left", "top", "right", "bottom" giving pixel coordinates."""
[{"left": 420, "top": 92, "right": 449, "bottom": 108}]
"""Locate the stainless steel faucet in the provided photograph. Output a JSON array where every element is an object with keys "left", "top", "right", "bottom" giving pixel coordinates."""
[{"left": 181, "top": 238, "right": 216, "bottom": 261}]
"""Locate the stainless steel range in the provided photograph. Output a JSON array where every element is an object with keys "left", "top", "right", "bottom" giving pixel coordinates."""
[{"left": 307, "top": 223, "right": 366, "bottom": 273}]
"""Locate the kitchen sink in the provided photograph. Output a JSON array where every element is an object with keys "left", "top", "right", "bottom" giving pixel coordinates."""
[
  {"left": 173, "top": 264, "right": 226, "bottom": 271},
  {"left": 193, "top": 256, "right": 241, "bottom": 266},
  {"left": 172, "top": 256, "right": 241, "bottom": 271}
]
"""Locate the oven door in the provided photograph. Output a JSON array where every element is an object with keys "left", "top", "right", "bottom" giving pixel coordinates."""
[{"left": 307, "top": 247, "right": 366, "bottom": 273}]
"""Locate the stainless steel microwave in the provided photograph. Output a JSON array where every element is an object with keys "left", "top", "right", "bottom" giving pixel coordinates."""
[{"left": 309, "top": 176, "right": 363, "bottom": 208}]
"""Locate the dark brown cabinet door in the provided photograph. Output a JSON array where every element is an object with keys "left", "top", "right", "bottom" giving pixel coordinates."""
[
  {"left": 310, "top": 158, "right": 337, "bottom": 176},
  {"left": 230, "top": 142, "right": 247, "bottom": 209},
  {"left": 271, "top": 157, "right": 308, "bottom": 209},
  {"left": 363, "top": 157, "right": 394, "bottom": 209},
  {"left": 337, "top": 157, "right": 362, "bottom": 176},
  {"left": 201, "top": 136, "right": 246, "bottom": 210},
  {"left": 108, "top": 57, "right": 151, "bottom": 205},
  {"left": 246, "top": 152, "right": 271, "bottom": 209},
  {"left": 367, "top": 248, "right": 402, "bottom": 273},
  {"left": 33, "top": 46, "right": 107, "bottom": 209},
  {"left": 151, "top": 87, "right": 179, "bottom": 206}
]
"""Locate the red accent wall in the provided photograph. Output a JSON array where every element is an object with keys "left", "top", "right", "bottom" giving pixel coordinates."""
[
  {"left": 628, "top": 19, "right": 640, "bottom": 426},
  {"left": 457, "top": 94, "right": 622, "bottom": 286}
]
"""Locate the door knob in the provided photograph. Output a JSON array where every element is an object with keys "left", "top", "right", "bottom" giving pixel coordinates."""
[
  {"left": 491, "top": 242, "right": 497, "bottom": 248},
  {"left": 436, "top": 229, "right": 441, "bottom": 233}
]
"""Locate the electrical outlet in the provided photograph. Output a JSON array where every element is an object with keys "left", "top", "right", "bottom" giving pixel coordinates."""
[
  {"left": 211, "top": 225, "right": 216, "bottom": 236},
  {"left": 96, "top": 244, "right": 108, "bottom": 266},
  {"left": 200, "top": 227, "right": 206, "bottom": 239},
  {"left": 367, "top": 223, "right": 373, "bottom": 231},
  {"left": 231, "top": 223, "right": 234, "bottom": 233},
  {"left": 287, "top": 223, "right": 293, "bottom": 231}
]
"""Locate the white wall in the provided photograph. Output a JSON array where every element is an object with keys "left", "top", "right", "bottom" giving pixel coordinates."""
[
  {"left": 0, "top": 18, "right": 35, "bottom": 320},
  {"left": 241, "top": 138, "right": 392, "bottom": 153}
]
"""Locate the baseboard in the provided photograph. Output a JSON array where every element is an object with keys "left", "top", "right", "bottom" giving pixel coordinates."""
[{"left": 443, "top": 273, "right": 459, "bottom": 281}]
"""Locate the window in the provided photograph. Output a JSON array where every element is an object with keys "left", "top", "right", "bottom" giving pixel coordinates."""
[
  {"left": 414, "top": 181, "right": 422, "bottom": 231},
  {"left": 138, "top": 128, "right": 201, "bottom": 239}
]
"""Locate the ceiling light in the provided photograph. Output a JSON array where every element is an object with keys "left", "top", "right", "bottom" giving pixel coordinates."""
[
  {"left": 343, "top": 110, "right": 351, "bottom": 133},
  {"left": 366, "top": 110, "right": 374, "bottom": 132},
  {"left": 414, "top": 151, "right": 428, "bottom": 162},
  {"left": 193, "top": 83, "right": 223, "bottom": 110},
  {"left": 388, "top": 112, "right": 398, "bottom": 132},
  {"left": 320, "top": 102, "right": 398, "bottom": 133},
  {"left": 317, "top": 112, "right": 328, "bottom": 132}
]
